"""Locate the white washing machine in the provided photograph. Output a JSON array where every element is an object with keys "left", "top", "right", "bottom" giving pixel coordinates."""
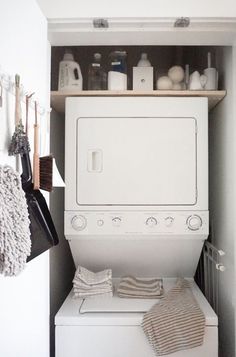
[
  {"left": 55, "top": 279, "right": 218, "bottom": 357},
  {"left": 55, "top": 97, "right": 218, "bottom": 357}
]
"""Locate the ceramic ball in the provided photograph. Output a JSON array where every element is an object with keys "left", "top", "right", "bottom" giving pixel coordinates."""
[
  {"left": 172, "top": 83, "right": 183, "bottom": 90},
  {"left": 168, "top": 66, "right": 184, "bottom": 84},
  {"left": 157, "top": 76, "right": 173, "bottom": 90}
]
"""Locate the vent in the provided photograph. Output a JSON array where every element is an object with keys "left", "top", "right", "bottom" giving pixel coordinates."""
[
  {"left": 93, "top": 18, "right": 109, "bottom": 29},
  {"left": 174, "top": 17, "right": 190, "bottom": 28}
]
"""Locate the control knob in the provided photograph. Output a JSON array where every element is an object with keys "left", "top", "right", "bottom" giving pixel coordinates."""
[
  {"left": 165, "top": 216, "right": 174, "bottom": 227},
  {"left": 112, "top": 217, "right": 122, "bottom": 227},
  {"left": 71, "top": 215, "right": 87, "bottom": 231},
  {"left": 146, "top": 217, "right": 158, "bottom": 227},
  {"left": 97, "top": 219, "right": 104, "bottom": 227},
  {"left": 187, "top": 215, "right": 202, "bottom": 231}
]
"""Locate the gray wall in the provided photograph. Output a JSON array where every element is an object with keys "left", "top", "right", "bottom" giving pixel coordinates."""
[
  {"left": 209, "top": 47, "right": 235, "bottom": 357},
  {"left": 49, "top": 109, "right": 75, "bottom": 357}
]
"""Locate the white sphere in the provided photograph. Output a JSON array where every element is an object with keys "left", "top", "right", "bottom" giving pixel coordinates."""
[
  {"left": 157, "top": 76, "right": 173, "bottom": 90},
  {"left": 168, "top": 66, "right": 184, "bottom": 84},
  {"left": 172, "top": 83, "right": 182, "bottom": 90}
]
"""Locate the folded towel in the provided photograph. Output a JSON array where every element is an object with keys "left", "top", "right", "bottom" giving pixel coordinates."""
[
  {"left": 73, "top": 291, "right": 113, "bottom": 299},
  {"left": 73, "top": 280, "right": 112, "bottom": 290},
  {"left": 73, "top": 266, "right": 113, "bottom": 298},
  {"left": 117, "top": 276, "right": 164, "bottom": 299},
  {"left": 73, "top": 282, "right": 112, "bottom": 294},
  {"left": 74, "top": 266, "right": 112, "bottom": 285},
  {"left": 142, "top": 278, "right": 205, "bottom": 356}
]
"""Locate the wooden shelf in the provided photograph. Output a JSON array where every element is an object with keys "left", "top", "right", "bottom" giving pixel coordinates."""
[{"left": 51, "top": 90, "right": 227, "bottom": 114}]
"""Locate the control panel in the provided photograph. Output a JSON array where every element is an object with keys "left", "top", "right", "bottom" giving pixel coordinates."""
[{"left": 65, "top": 211, "right": 209, "bottom": 239}]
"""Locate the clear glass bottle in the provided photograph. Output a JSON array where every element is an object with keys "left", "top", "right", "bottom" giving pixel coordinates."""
[{"left": 88, "top": 53, "right": 107, "bottom": 90}]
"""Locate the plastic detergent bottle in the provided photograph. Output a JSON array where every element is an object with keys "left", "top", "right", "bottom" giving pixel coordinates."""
[
  {"left": 88, "top": 53, "right": 107, "bottom": 90},
  {"left": 108, "top": 51, "right": 127, "bottom": 90},
  {"left": 137, "top": 53, "right": 151, "bottom": 67},
  {"left": 58, "top": 50, "right": 83, "bottom": 91}
]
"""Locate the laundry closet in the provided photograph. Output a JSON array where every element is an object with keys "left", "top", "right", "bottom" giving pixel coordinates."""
[
  {"left": 42, "top": 15, "right": 236, "bottom": 357},
  {"left": 1, "top": 3, "right": 236, "bottom": 357}
]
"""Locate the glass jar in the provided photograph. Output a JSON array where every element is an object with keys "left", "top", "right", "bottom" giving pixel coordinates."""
[{"left": 88, "top": 53, "right": 107, "bottom": 90}]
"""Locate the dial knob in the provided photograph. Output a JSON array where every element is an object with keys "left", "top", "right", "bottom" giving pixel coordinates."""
[
  {"left": 112, "top": 217, "right": 122, "bottom": 227},
  {"left": 146, "top": 217, "right": 158, "bottom": 227},
  {"left": 165, "top": 216, "right": 174, "bottom": 227},
  {"left": 187, "top": 215, "right": 202, "bottom": 231},
  {"left": 97, "top": 219, "right": 104, "bottom": 227},
  {"left": 71, "top": 215, "right": 87, "bottom": 231}
]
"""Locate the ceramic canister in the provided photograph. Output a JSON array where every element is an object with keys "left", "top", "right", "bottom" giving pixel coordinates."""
[{"left": 203, "top": 68, "right": 218, "bottom": 90}]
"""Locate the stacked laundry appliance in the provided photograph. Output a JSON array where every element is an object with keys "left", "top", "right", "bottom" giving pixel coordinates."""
[{"left": 55, "top": 97, "right": 218, "bottom": 357}]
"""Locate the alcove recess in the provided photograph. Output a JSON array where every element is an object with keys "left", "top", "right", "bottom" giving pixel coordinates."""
[{"left": 50, "top": 45, "right": 227, "bottom": 113}]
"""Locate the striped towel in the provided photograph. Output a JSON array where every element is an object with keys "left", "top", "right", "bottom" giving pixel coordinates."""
[
  {"left": 117, "top": 276, "right": 164, "bottom": 299},
  {"left": 142, "top": 279, "right": 205, "bottom": 356}
]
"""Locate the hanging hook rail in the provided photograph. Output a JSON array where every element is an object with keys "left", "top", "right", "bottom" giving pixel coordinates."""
[{"left": 0, "top": 67, "right": 51, "bottom": 116}]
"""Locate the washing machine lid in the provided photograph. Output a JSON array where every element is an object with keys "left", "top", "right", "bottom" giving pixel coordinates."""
[
  {"left": 55, "top": 280, "right": 218, "bottom": 327},
  {"left": 80, "top": 294, "right": 159, "bottom": 314}
]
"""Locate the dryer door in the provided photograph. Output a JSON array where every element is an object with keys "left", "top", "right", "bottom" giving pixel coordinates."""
[{"left": 77, "top": 116, "right": 197, "bottom": 206}]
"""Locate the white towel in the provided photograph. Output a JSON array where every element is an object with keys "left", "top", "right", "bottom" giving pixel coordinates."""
[
  {"left": 74, "top": 266, "right": 112, "bottom": 285},
  {"left": 0, "top": 165, "right": 31, "bottom": 276},
  {"left": 73, "top": 280, "right": 112, "bottom": 290},
  {"left": 73, "top": 291, "right": 113, "bottom": 299},
  {"left": 73, "top": 266, "right": 113, "bottom": 298}
]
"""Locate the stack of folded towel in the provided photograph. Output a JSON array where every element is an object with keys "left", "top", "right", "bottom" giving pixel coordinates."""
[
  {"left": 73, "top": 266, "right": 113, "bottom": 298},
  {"left": 117, "top": 276, "right": 164, "bottom": 299}
]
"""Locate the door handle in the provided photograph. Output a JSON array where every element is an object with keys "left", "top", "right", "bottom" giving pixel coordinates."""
[{"left": 87, "top": 149, "right": 103, "bottom": 172}]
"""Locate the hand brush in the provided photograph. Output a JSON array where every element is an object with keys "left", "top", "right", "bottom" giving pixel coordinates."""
[
  {"left": 39, "top": 108, "right": 53, "bottom": 192},
  {"left": 39, "top": 154, "right": 53, "bottom": 192},
  {"left": 33, "top": 101, "right": 53, "bottom": 192}
]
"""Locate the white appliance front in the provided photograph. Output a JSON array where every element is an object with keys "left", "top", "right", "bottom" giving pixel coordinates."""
[
  {"left": 65, "top": 210, "right": 209, "bottom": 277},
  {"left": 60, "top": 96, "right": 213, "bottom": 357},
  {"left": 65, "top": 97, "right": 208, "bottom": 211},
  {"left": 78, "top": 117, "right": 196, "bottom": 205},
  {"left": 55, "top": 280, "right": 218, "bottom": 357}
]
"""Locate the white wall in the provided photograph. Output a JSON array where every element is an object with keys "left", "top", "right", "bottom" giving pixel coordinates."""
[
  {"left": 209, "top": 47, "right": 235, "bottom": 357},
  {"left": 0, "top": 1, "right": 50, "bottom": 357},
  {"left": 37, "top": 0, "right": 236, "bottom": 19}
]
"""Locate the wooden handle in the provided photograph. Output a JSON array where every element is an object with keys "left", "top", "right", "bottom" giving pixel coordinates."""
[
  {"left": 25, "top": 92, "right": 34, "bottom": 135},
  {"left": 15, "top": 75, "right": 21, "bottom": 126},
  {"left": 34, "top": 122, "right": 39, "bottom": 155},
  {"left": 33, "top": 152, "right": 40, "bottom": 190},
  {"left": 33, "top": 102, "right": 40, "bottom": 189}
]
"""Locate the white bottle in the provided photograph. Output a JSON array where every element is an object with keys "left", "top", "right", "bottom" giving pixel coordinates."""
[
  {"left": 58, "top": 50, "right": 83, "bottom": 91},
  {"left": 137, "top": 53, "right": 151, "bottom": 67}
]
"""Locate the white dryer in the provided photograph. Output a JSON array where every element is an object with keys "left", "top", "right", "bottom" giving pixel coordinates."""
[
  {"left": 65, "top": 97, "right": 208, "bottom": 213},
  {"left": 55, "top": 97, "right": 217, "bottom": 357}
]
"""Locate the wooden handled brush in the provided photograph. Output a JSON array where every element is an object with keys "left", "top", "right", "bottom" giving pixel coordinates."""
[
  {"left": 39, "top": 154, "right": 53, "bottom": 192},
  {"left": 33, "top": 101, "right": 40, "bottom": 190},
  {"left": 33, "top": 101, "right": 53, "bottom": 192}
]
